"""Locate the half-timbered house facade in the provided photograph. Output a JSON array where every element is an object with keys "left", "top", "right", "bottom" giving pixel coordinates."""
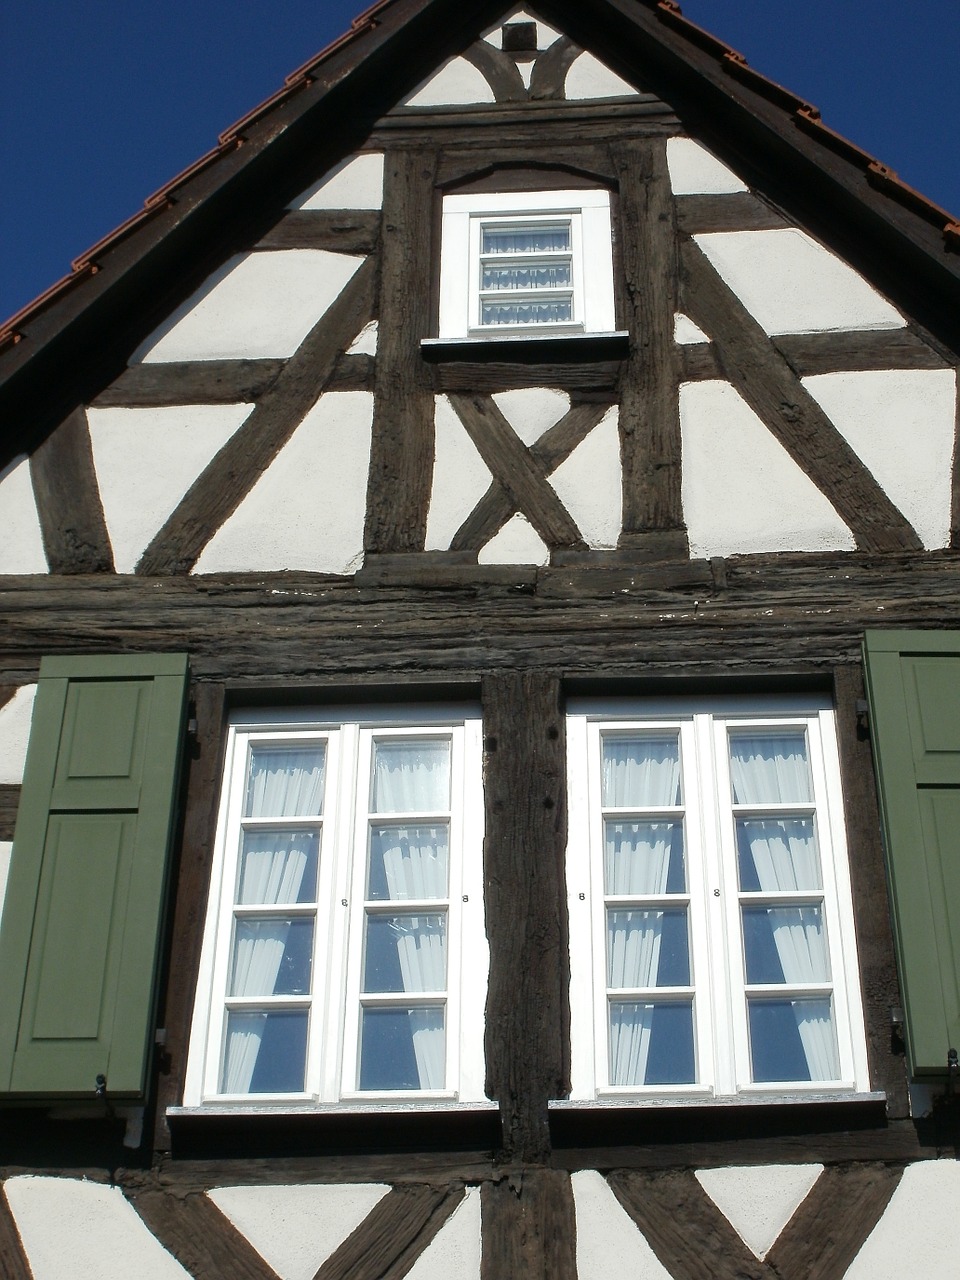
[{"left": 1, "top": 1, "right": 960, "bottom": 1275}]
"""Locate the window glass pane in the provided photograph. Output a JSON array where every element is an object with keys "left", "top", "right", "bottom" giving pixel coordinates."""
[
  {"left": 728, "top": 732, "right": 812, "bottom": 804},
  {"left": 607, "top": 909, "right": 690, "bottom": 988},
  {"left": 480, "top": 298, "right": 573, "bottom": 326},
  {"left": 244, "top": 745, "right": 326, "bottom": 817},
  {"left": 748, "top": 998, "right": 839, "bottom": 1082},
  {"left": 482, "top": 225, "right": 571, "bottom": 254},
  {"left": 238, "top": 829, "right": 319, "bottom": 904},
  {"left": 605, "top": 821, "right": 685, "bottom": 895},
  {"left": 221, "top": 1010, "right": 308, "bottom": 1093},
  {"left": 359, "top": 1007, "right": 445, "bottom": 1090},
  {"left": 736, "top": 818, "right": 821, "bottom": 892},
  {"left": 363, "top": 914, "right": 446, "bottom": 993},
  {"left": 230, "top": 919, "right": 314, "bottom": 996},
  {"left": 602, "top": 735, "right": 681, "bottom": 808},
  {"left": 482, "top": 262, "right": 572, "bottom": 292},
  {"left": 742, "top": 906, "right": 830, "bottom": 985},
  {"left": 368, "top": 825, "right": 449, "bottom": 901},
  {"left": 372, "top": 740, "right": 450, "bottom": 813},
  {"left": 609, "top": 1002, "right": 695, "bottom": 1086}
]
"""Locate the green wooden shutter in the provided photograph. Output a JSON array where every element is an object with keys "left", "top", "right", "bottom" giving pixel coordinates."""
[
  {"left": 863, "top": 630, "right": 960, "bottom": 1078},
  {"left": 0, "top": 654, "right": 188, "bottom": 1098}
]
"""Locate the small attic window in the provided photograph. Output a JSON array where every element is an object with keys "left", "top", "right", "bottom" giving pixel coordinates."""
[
  {"left": 437, "top": 189, "right": 617, "bottom": 343},
  {"left": 502, "top": 21, "right": 538, "bottom": 55}
]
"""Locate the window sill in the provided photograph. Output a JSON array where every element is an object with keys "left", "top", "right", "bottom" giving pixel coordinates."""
[
  {"left": 169, "top": 1099, "right": 498, "bottom": 1118},
  {"left": 550, "top": 1090, "right": 886, "bottom": 1111},
  {"left": 421, "top": 331, "right": 629, "bottom": 363}
]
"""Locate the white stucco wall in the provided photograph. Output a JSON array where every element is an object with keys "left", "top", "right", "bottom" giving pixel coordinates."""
[
  {"left": 675, "top": 313, "right": 711, "bottom": 344},
  {"left": 479, "top": 513, "right": 549, "bottom": 565},
  {"left": 425, "top": 396, "right": 494, "bottom": 551},
  {"left": 208, "top": 1183, "right": 388, "bottom": 1280},
  {"left": 0, "top": 454, "right": 47, "bottom": 574},
  {"left": 695, "top": 1164, "right": 823, "bottom": 1259},
  {"left": 846, "top": 1160, "right": 960, "bottom": 1278},
  {"left": 484, "top": 10, "right": 561, "bottom": 49},
  {"left": 403, "top": 58, "right": 496, "bottom": 107},
  {"left": 492, "top": 387, "right": 570, "bottom": 445},
  {"left": 803, "top": 368, "right": 956, "bottom": 550},
  {"left": 565, "top": 52, "right": 638, "bottom": 100},
  {"left": 572, "top": 1170, "right": 672, "bottom": 1278},
  {"left": 291, "top": 153, "right": 385, "bottom": 211},
  {"left": 0, "top": 684, "right": 37, "bottom": 784},
  {"left": 87, "top": 404, "right": 253, "bottom": 573},
  {"left": 548, "top": 406, "right": 622, "bottom": 548},
  {"left": 680, "top": 381, "right": 856, "bottom": 557},
  {"left": 4, "top": 1178, "right": 191, "bottom": 1280},
  {"left": 0, "top": 843, "right": 12, "bottom": 919},
  {"left": 694, "top": 229, "right": 905, "bottom": 335},
  {"left": 347, "top": 321, "right": 379, "bottom": 355},
  {"left": 133, "top": 251, "right": 365, "bottom": 362},
  {"left": 667, "top": 138, "right": 748, "bottom": 195},
  {"left": 194, "top": 391, "right": 373, "bottom": 574},
  {"left": 405, "top": 1186, "right": 481, "bottom": 1278}
]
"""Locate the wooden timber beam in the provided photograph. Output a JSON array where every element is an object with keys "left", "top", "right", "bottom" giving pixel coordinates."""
[{"left": 29, "top": 406, "right": 114, "bottom": 574}]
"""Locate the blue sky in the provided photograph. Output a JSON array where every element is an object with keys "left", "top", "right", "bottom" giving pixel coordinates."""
[{"left": 3, "top": 0, "right": 958, "bottom": 324}]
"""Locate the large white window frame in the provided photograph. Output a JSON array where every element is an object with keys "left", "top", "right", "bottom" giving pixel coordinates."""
[
  {"left": 437, "top": 189, "right": 617, "bottom": 340},
  {"left": 184, "top": 705, "right": 487, "bottom": 1108},
  {"left": 566, "top": 696, "right": 869, "bottom": 1102}
]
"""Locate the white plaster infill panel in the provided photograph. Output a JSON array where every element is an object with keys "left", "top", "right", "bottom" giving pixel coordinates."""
[
  {"left": 803, "top": 368, "right": 957, "bottom": 550},
  {"left": 548, "top": 406, "right": 622, "bottom": 548},
  {"left": 208, "top": 1183, "right": 389, "bottom": 1280},
  {"left": 195, "top": 391, "right": 373, "bottom": 575},
  {"left": 493, "top": 387, "right": 570, "bottom": 446},
  {"left": 0, "top": 684, "right": 37, "bottom": 784},
  {"left": 565, "top": 52, "right": 639, "bottom": 100},
  {"left": 483, "top": 10, "right": 562, "bottom": 49},
  {"left": 0, "top": 454, "right": 47, "bottom": 574},
  {"left": 134, "top": 251, "right": 365, "bottom": 362},
  {"left": 425, "top": 395, "right": 494, "bottom": 551},
  {"left": 667, "top": 138, "right": 748, "bottom": 195},
  {"left": 347, "top": 321, "right": 379, "bottom": 355},
  {"left": 479, "top": 513, "right": 549, "bottom": 565},
  {"left": 675, "top": 313, "right": 710, "bottom": 345},
  {"left": 695, "top": 1164, "right": 823, "bottom": 1260},
  {"left": 846, "top": 1160, "right": 960, "bottom": 1278},
  {"left": 4, "top": 1177, "right": 191, "bottom": 1280},
  {"left": 695, "top": 230, "right": 905, "bottom": 335},
  {"left": 572, "top": 1171, "right": 673, "bottom": 1278},
  {"left": 405, "top": 1186, "right": 481, "bottom": 1279},
  {"left": 87, "top": 404, "right": 253, "bottom": 574},
  {"left": 0, "top": 843, "right": 11, "bottom": 919},
  {"left": 291, "top": 153, "right": 385, "bottom": 211},
  {"left": 680, "top": 381, "right": 856, "bottom": 558},
  {"left": 403, "top": 58, "right": 496, "bottom": 107}
]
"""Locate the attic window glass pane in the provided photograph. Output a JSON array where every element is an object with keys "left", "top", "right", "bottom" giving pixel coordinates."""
[
  {"left": 482, "top": 225, "right": 570, "bottom": 254},
  {"left": 481, "top": 298, "right": 573, "bottom": 326}
]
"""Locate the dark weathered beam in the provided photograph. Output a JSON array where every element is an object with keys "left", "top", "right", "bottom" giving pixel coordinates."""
[
  {"left": 681, "top": 239, "right": 923, "bottom": 553},
  {"left": 92, "top": 360, "right": 287, "bottom": 407},
  {"left": 136, "top": 255, "right": 378, "bottom": 575},
  {"left": 448, "top": 393, "right": 586, "bottom": 550},
  {"left": 766, "top": 1164, "right": 903, "bottom": 1279},
  {"left": 678, "top": 342, "right": 722, "bottom": 381},
  {"left": 255, "top": 209, "right": 381, "bottom": 254},
  {"left": 614, "top": 138, "right": 686, "bottom": 547},
  {"left": 483, "top": 673, "right": 569, "bottom": 1161},
  {"left": 676, "top": 191, "right": 790, "bottom": 234},
  {"left": 528, "top": 36, "right": 582, "bottom": 101},
  {"left": 29, "top": 406, "right": 114, "bottom": 574},
  {"left": 481, "top": 1173, "right": 577, "bottom": 1280},
  {"left": 433, "top": 361, "right": 621, "bottom": 393},
  {"left": 462, "top": 39, "right": 527, "bottom": 103},
  {"left": 451, "top": 401, "right": 613, "bottom": 552},
  {"left": 607, "top": 1170, "right": 768, "bottom": 1280},
  {"left": 775, "top": 328, "right": 950, "bottom": 377},
  {"left": 364, "top": 150, "right": 436, "bottom": 554},
  {"left": 315, "top": 1184, "right": 462, "bottom": 1280},
  {"left": 129, "top": 1190, "right": 282, "bottom": 1280}
]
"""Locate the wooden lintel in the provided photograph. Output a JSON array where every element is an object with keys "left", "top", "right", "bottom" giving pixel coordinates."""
[{"left": 433, "top": 360, "right": 621, "bottom": 393}]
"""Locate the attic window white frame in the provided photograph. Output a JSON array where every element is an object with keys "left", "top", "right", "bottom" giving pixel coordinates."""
[
  {"left": 183, "top": 704, "right": 487, "bottom": 1110},
  {"left": 437, "top": 189, "right": 617, "bottom": 341},
  {"left": 565, "top": 695, "right": 870, "bottom": 1103}
]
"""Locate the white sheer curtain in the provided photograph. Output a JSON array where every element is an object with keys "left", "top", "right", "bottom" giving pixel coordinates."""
[
  {"left": 371, "top": 826, "right": 448, "bottom": 901},
  {"left": 605, "top": 823, "right": 680, "bottom": 895},
  {"left": 729, "top": 733, "right": 811, "bottom": 805},
  {"left": 222, "top": 1014, "right": 267, "bottom": 1094},
  {"left": 610, "top": 1003, "right": 654, "bottom": 1086},
  {"left": 602, "top": 735, "right": 681, "bottom": 808},
  {"left": 373, "top": 740, "right": 449, "bottom": 813},
  {"left": 245, "top": 746, "right": 325, "bottom": 817}
]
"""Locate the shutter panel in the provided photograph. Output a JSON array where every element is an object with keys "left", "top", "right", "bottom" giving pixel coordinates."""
[
  {"left": 863, "top": 630, "right": 960, "bottom": 1077},
  {"left": 0, "top": 654, "right": 188, "bottom": 1098}
]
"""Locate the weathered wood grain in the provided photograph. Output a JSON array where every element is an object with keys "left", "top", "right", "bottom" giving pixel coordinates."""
[
  {"left": 614, "top": 139, "right": 685, "bottom": 543},
  {"left": 92, "top": 360, "right": 287, "bottom": 407},
  {"left": 315, "top": 1183, "right": 461, "bottom": 1280},
  {"left": 0, "top": 1187, "right": 31, "bottom": 1280},
  {"left": 29, "top": 406, "right": 114, "bottom": 574},
  {"left": 0, "top": 785, "right": 20, "bottom": 841},
  {"left": 137, "top": 1155, "right": 495, "bottom": 1192},
  {"left": 154, "top": 682, "right": 227, "bottom": 1151},
  {"left": 327, "top": 353, "right": 375, "bottom": 392},
  {"left": 365, "top": 150, "right": 435, "bottom": 554},
  {"left": 776, "top": 328, "right": 950, "bottom": 376},
  {"left": 136, "top": 255, "right": 377, "bottom": 575},
  {"left": 607, "top": 1169, "right": 769, "bottom": 1280},
  {"left": 462, "top": 40, "right": 527, "bottom": 103},
  {"left": 681, "top": 239, "right": 923, "bottom": 552},
  {"left": 766, "top": 1163, "right": 903, "bottom": 1279},
  {"left": 448, "top": 393, "right": 586, "bottom": 551},
  {"left": 481, "top": 1172, "right": 577, "bottom": 1280},
  {"left": 255, "top": 209, "right": 381, "bottom": 254},
  {"left": 678, "top": 342, "right": 723, "bottom": 381},
  {"left": 528, "top": 36, "right": 583, "bottom": 101},
  {"left": 451, "top": 401, "right": 613, "bottom": 552},
  {"left": 676, "top": 191, "right": 790, "bottom": 233},
  {"left": 435, "top": 143, "right": 616, "bottom": 191},
  {"left": 483, "top": 674, "right": 569, "bottom": 1161},
  {"left": 433, "top": 361, "right": 621, "bottom": 393},
  {"left": 129, "top": 1189, "right": 283, "bottom": 1280}
]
